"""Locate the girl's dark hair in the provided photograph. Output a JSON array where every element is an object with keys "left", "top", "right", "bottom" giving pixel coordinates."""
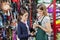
[
  {"left": 18, "top": 7, "right": 28, "bottom": 22},
  {"left": 19, "top": 7, "right": 28, "bottom": 16}
]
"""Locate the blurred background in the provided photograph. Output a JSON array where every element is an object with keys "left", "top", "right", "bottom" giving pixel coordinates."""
[{"left": 0, "top": 0, "right": 60, "bottom": 40}]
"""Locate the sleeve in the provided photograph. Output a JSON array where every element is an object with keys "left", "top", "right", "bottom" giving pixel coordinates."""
[
  {"left": 44, "top": 16, "right": 50, "bottom": 23},
  {"left": 17, "top": 22, "right": 30, "bottom": 39}
]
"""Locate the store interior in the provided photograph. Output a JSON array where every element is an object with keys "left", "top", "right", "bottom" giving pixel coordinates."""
[{"left": 0, "top": 0, "right": 60, "bottom": 40}]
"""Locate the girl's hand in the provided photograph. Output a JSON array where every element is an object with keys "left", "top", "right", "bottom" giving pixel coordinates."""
[{"left": 30, "top": 32, "right": 35, "bottom": 36}]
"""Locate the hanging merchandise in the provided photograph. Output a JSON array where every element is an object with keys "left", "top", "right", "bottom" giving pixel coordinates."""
[
  {"left": 57, "top": 0, "right": 60, "bottom": 4},
  {"left": 37, "top": 0, "right": 43, "bottom": 4},
  {"left": 0, "top": 15, "right": 3, "bottom": 27},
  {"left": 32, "top": 0, "right": 37, "bottom": 20},
  {"left": 48, "top": 8, "right": 53, "bottom": 23},
  {"left": 2, "top": 2, "right": 12, "bottom": 25},
  {"left": 7, "top": 10, "right": 11, "bottom": 20},
  {"left": 9, "top": 28, "right": 12, "bottom": 40},
  {"left": 48, "top": 7, "right": 53, "bottom": 13},
  {"left": 56, "top": 8, "right": 60, "bottom": 13},
  {"left": 12, "top": 0, "right": 20, "bottom": 12},
  {"left": 11, "top": 19, "right": 17, "bottom": 30},
  {"left": 12, "top": 2, "right": 17, "bottom": 12},
  {"left": 12, "top": 0, "right": 19, "bottom": 3},
  {"left": 7, "top": 11, "right": 11, "bottom": 25},
  {"left": 56, "top": 20, "right": 60, "bottom": 25},
  {"left": 11, "top": 19, "right": 17, "bottom": 40},
  {"left": 56, "top": 33, "right": 60, "bottom": 40},
  {"left": 0, "top": 28, "right": 3, "bottom": 40},
  {"left": 48, "top": 7, "right": 60, "bottom": 21},
  {"left": 56, "top": 13, "right": 60, "bottom": 20},
  {"left": 17, "top": 2, "right": 20, "bottom": 13},
  {"left": 2, "top": 29, "right": 7, "bottom": 40},
  {"left": 5, "top": 25, "right": 13, "bottom": 40},
  {"left": 43, "top": 0, "right": 52, "bottom": 3},
  {"left": 13, "top": 10, "right": 18, "bottom": 19},
  {"left": 2, "top": 2, "right": 11, "bottom": 11},
  {"left": 3, "top": 14, "right": 7, "bottom": 25},
  {"left": 12, "top": 30, "right": 16, "bottom": 40}
]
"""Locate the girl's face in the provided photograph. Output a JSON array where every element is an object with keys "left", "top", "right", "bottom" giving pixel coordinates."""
[
  {"left": 21, "top": 13, "right": 28, "bottom": 21},
  {"left": 37, "top": 9, "right": 43, "bottom": 17}
]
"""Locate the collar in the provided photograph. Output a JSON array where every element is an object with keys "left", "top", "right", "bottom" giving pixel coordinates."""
[{"left": 38, "top": 16, "right": 44, "bottom": 22}]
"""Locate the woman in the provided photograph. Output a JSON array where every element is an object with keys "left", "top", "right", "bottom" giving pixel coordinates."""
[
  {"left": 17, "top": 8, "right": 33, "bottom": 40},
  {"left": 33, "top": 4, "right": 52, "bottom": 40}
]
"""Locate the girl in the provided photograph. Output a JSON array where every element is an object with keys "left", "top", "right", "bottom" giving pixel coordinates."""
[
  {"left": 17, "top": 8, "right": 33, "bottom": 40},
  {"left": 33, "top": 4, "right": 52, "bottom": 40}
]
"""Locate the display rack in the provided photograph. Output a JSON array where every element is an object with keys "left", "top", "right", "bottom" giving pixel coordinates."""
[{"left": 0, "top": 0, "right": 60, "bottom": 40}]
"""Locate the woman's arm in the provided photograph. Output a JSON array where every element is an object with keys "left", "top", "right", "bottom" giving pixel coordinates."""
[
  {"left": 38, "top": 22, "right": 52, "bottom": 34},
  {"left": 39, "top": 16, "right": 52, "bottom": 34},
  {"left": 33, "top": 16, "right": 52, "bottom": 34}
]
